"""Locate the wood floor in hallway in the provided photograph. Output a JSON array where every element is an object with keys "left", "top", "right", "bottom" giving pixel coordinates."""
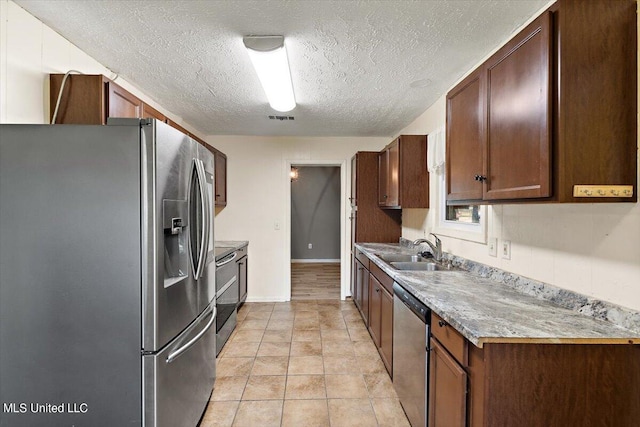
[{"left": 291, "top": 263, "right": 341, "bottom": 300}]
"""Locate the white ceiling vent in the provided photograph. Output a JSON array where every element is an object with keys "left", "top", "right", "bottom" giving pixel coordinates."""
[{"left": 268, "top": 115, "right": 295, "bottom": 121}]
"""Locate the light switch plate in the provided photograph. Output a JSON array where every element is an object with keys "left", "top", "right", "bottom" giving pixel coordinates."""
[
  {"left": 488, "top": 237, "right": 497, "bottom": 257},
  {"left": 274, "top": 220, "right": 281, "bottom": 230},
  {"left": 502, "top": 240, "right": 511, "bottom": 260}
]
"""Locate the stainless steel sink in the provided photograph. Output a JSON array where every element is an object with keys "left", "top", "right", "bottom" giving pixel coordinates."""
[
  {"left": 377, "top": 254, "right": 428, "bottom": 263},
  {"left": 390, "top": 262, "right": 456, "bottom": 271}
]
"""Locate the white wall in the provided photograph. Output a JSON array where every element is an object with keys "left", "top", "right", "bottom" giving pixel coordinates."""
[
  {"left": 0, "top": 0, "right": 198, "bottom": 134},
  {"left": 4, "top": 0, "right": 638, "bottom": 310},
  {"left": 207, "top": 136, "right": 387, "bottom": 301},
  {"left": 397, "top": 5, "right": 640, "bottom": 312}
]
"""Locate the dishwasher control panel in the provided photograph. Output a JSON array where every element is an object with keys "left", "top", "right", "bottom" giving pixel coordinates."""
[{"left": 393, "top": 282, "right": 429, "bottom": 323}]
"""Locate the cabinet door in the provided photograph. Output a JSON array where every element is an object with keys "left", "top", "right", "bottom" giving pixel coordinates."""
[
  {"left": 49, "top": 74, "right": 106, "bottom": 124},
  {"left": 429, "top": 338, "right": 467, "bottom": 427},
  {"left": 238, "top": 256, "right": 247, "bottom": 303},
  {"left": 214, "top": 151, "right": 227, "bottom": 206},
  {"left": 378, "top": 149, "right": 389, "bottom": 206},
  {"left": 379, "top": 286, "right": 393, "bottom": 375},
  {"left": 368, "top": 274, "right": 382, "bottom": 347},
  {"left": 106, "top": 82, "right": 142, "bottom": 120},
  {"left": 387, "top": 139, "right": 400, "bottom": 207},
  {"left": 361, "top": 266, "right": 369, "bottom": 323},
  {"left": 484, "top": 12, "right": 552, "bottom": 200},
  {"left": 142, "top": 103, "right": 166, "bottom": 122},
  {"left": 354, "top": 259, "right": 367, "bottom": 321},
  {"left": 350, "top": 155, "right": 357, "bottom": 208},
  {"left": 447, "top": 69, "right": 484, "bottom": 202},
  {"left": 351, "top": 256, "right": 359, "bottom": 307}
]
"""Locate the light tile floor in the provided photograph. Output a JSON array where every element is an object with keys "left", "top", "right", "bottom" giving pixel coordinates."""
[{"left": 200, "top": 300, "right": 411, "bottom": 427}]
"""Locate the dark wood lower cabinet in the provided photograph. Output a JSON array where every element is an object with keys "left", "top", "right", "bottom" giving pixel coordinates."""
[
  {"left": 351, "top": 253, "right": 393, "bottom": 377},
  {"left": 368, "top": 266, "right": 394, "bottom": 376},
  {"left": 354, "top": 258, "right": 369, "bottom": 323},
  {"left": 430, "top": 336, "right": 640, "bottom": 426},
  {"left": 379, "top": 286, "right": 393, "bottom": 372},
  {"left": 368, "top": 274, "right": 382, "bottom": 347},
  {"left": 430, "top": 338, "right": 467, "bottom": 427}
]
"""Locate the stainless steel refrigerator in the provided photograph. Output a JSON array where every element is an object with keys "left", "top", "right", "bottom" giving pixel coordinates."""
[{"left": 0, "top": 119, "right": 217, "bottom": 427}]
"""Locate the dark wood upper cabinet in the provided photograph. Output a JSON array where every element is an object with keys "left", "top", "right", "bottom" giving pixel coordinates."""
[
  {"left": 378, "top": 148, "right": 389, "bottom": 206},
  {"left": 446, "top": 68, "right": 484, "bottom": 202},
  {"left": 49, "top": 73, "right": 231, "bottom": 207},
  {"left": 351, "top": 152, "right": 401, "bottom": 246},
  {"left": 446, "top": 0, "right": 637, "bottom": 204},
  {"left": 50, "top": 74, "right": 107, "bottom": 124},
  {"left": 386, "top": 139, "right": 400, "bottom": 206},
  {"left": 141, "top": 103, "right": 166, "bottom": 122},
  {"left": 378, "top": 135, "right": 429, "bottom": 209},
  {"left": 552, "top": 0, "right": 636, "bottom": 203},
  {"left": 106, "top": 81, "right": 143, "bottom": 120},
  {"left": 484, "top": 12, "right": 552, "bottom": 201},
  {"left": 214, "top": 150, "right": 228, "bottom": 207}
]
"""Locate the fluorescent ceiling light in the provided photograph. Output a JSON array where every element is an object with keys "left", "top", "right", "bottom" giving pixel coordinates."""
[{"left": 243, "top": 35, "right": 296, "bottom": 112}]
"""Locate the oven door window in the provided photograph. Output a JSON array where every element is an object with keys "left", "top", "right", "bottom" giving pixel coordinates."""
[{"left": 216, "top": 275, "right": 238, "bottom": 332}]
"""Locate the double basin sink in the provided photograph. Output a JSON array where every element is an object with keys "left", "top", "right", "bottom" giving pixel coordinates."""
[{"left": 376, "top": 253, "right": 456, "bottom": 271}]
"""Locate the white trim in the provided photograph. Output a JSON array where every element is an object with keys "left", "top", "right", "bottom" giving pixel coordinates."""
[
  {"left": 285, "top": 159, "right": 348, "bottom": 301},
  {"left": 291, "top": 259, "right": 341, "bottom": 263},
  {"left": 245, "top": 296, "right": 289, "bottom": 303},
  {"left": 433, "top": 171, "right": 487, "bottom": 244}
]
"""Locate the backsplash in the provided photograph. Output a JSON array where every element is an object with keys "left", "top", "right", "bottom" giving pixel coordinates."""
[{"left": 400, "top": 238, "right": 640, "bottom": 334}]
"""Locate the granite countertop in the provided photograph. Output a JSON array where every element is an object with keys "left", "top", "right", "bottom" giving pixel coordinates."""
[
  {"left": 215, "top": 241, "right": 248, "bottom": 260},
  {"left": 355, "top": 243, "right": 640, "bottom": 348}
]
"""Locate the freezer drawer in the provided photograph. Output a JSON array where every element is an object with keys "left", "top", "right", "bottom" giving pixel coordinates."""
[{"left": 143, "top": 304, "right": 216, "bottom": 427}]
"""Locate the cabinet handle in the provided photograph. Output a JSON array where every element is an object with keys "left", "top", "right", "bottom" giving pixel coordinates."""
[
  {"left": 474, "top": 175, "right": 487, "bottom": 182},
  {"left": 375, "top": 288, "right": 380, "bottom": 293},
  {"left": 438, "top": 320, "right": 447, "bottom": 328}
]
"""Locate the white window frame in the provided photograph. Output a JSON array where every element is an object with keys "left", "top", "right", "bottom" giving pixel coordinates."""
[{"left": 432, "top": 171, "right": 487, "bottom": 244}]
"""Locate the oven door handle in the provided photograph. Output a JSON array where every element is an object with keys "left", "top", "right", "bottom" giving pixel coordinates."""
[
  {"left": 216, "top": 276, "right": 238, "bottom": 299},
  {"left": 216, "top": 252, "right": 237, "bottom": 267},
  {"left": 166, "top": 305, "right": 216, "bottom": 364}
]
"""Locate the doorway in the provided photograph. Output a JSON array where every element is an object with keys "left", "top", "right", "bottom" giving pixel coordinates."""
[{"left": 289, "top": 165, "right": 342, "bottom": 300}]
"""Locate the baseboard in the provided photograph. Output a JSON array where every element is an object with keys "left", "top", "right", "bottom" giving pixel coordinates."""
[
  {"left": 291, "top": 259, "right": 340, "bottom": 263},
  {"left": 245, "top": 296, "right": 290, "bottom": 303}
]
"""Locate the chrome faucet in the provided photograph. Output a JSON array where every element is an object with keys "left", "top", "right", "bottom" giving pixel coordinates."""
[{"left": 413, "top": 233, "right": 442, "bottom": 262}]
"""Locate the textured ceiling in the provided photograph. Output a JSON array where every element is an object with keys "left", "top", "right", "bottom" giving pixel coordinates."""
[{"left": 15, "top": 0, "right": 550, "bottom": 137}]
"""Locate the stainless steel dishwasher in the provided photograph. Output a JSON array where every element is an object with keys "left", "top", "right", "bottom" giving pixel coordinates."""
[{"left": 393, "top": 282, "right": 431, "bottom": 427}]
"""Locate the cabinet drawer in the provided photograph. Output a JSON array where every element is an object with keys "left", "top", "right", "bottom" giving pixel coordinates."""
[
  {"left": 370, "top": 262, "right": 393, "bottom": 294},
  {"left": 431, "top": 312, "right": 467, "bottom": 365},
  {"left": 355, "top": 249, "right": 370, "bottom": 270}
]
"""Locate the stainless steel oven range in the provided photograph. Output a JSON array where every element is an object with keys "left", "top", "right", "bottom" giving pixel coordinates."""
[{"left": 215, "top": 248, "right": 239, "bottom": 355}]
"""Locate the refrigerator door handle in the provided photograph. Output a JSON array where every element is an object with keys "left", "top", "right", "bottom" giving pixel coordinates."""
[
  {"left": 198, "top": 159, "right": 212, "bottom": 267},
  {"left": 193, "top": 159, "right": 209, "bottom": 280},
  {"left": 166, "top": 305, "right": 216, "bottom": 364}
]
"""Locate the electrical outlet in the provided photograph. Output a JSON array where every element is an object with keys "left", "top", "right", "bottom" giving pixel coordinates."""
[
  {"left": 502, "top": 240, "right": 511, "bottom": 260},
  {"left": 308, "top": 243, "right": 313, "bottom": 249},
  {"left": 274, "top": 221, "right": 280, "bottom": 230},
  {"left": 488, "top": 237, "right": 497, "bottom": 257}
]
